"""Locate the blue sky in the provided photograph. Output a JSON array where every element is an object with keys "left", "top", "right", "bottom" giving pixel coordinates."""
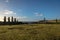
[{"left": 0, "top": 0, "right": 60, "bottom": 21}]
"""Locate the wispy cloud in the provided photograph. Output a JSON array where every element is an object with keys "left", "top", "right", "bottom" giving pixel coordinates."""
[
  {"left": 34, "top": 12, "right": 43, "bottom": 16},
  {"left": 15, "top": 16, "right": 28, "bottom": 21},
  {"left": 5, "top": 0, "right": 9, "bottom": 2}
]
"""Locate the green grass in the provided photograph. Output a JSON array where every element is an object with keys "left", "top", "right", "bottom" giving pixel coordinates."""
[{"left": 0, "top": 24, "right": 60, "bottom": 40}]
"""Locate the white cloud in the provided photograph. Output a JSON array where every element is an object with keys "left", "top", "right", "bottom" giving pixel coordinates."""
[
  {"left": 0, "top": 10, "right": 17, "bottom": 21},
  {"left": 0, "top": 10, "right": 16, "bottom": 15},
  {"left": 34, "top": 12, "right": 43, "bottom": 16},
  {"left": 0, "top": 10, "right": 29, "bottom": 21},
  {"left": 0, "top": 16, "right": 4, "bottom": 21}
]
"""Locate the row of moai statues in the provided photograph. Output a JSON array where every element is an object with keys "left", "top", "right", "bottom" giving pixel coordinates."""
[{"left": 4, "top": 16, "right": 17, "bottom": 23}]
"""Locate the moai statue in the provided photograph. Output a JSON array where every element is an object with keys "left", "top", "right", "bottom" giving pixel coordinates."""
[
  {"left": 4, "top": 16, "right": 6, "bottom": 23},
  {"left": 11, "top": 16, "right": 13, "bottom": 22},
  {"left": 17, "top": 20, "right": 18, "bottom": 22},
  {"left": 14, "top": 18, "right": 16, "bottom": 23},
  {"left": 8, "top": 17, "right": 10, "bottom": 23}
]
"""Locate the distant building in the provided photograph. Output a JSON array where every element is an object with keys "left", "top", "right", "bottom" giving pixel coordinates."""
[{"left": 4, "top": 16, "right": 6, "bottom": 22}]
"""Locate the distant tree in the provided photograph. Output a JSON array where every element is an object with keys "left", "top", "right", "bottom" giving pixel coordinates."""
[{"left": 4, "top": 16, "right": 6, "bottom": 23}]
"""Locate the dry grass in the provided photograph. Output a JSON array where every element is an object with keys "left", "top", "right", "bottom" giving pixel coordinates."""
[{"left": 0, "top": 24, "right": 60, "bottom": 40}]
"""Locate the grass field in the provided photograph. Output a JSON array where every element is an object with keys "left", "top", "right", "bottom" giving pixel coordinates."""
[{"left": 0, "top": 24, "right": 60, "bottom": 40}]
